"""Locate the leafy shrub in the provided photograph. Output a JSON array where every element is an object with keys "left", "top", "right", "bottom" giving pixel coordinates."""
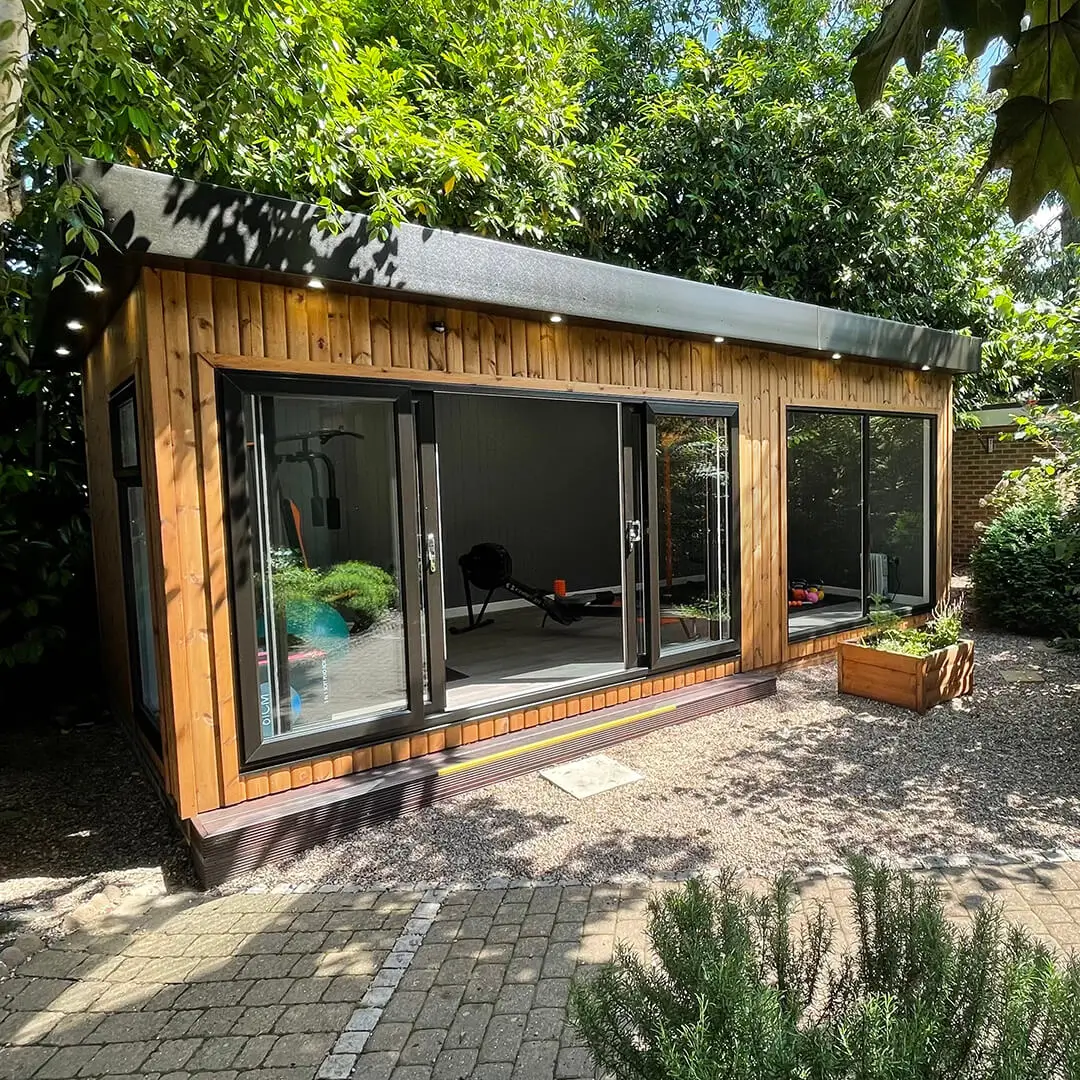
[
  {"left": 570, "top": 858, "right": 1080, "bottom": 1080},
  {"left": 970, "top": 493, "right": 1080, "bottom": 636}
]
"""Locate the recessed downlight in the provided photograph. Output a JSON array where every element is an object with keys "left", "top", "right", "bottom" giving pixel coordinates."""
[
  {"left": 921, "top": 364, "right": 932, "bottom": 371},
  {"left": 55, "top": 346, "right": 71, "bottom": 356},
  {"left": 831, "top": 351, "right": 842, "bottom": 360},
  {"left": 307, "top": 277, "right": 325, "bottom": 289},
  {"left": 713, "top": 335, "right": 725, "bottom": 343},
  {"left": 549, "top": 313, "right": 563, "bottom": 323},
  {"left": 65, "top": 319, "right": 85, "bottom": 331}
]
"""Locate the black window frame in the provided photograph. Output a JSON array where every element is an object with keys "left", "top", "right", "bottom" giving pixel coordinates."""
[
  {"left": 109, "top": 380, "right": 162, "bottom": 756},
  {"left": 785, "top": 405, "right": 937, "bottom": 645}
]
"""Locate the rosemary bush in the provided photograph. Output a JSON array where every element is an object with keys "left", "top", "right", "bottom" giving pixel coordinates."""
[{"left": 570, "top": 858, "right": 1080, "bottom": 1079}]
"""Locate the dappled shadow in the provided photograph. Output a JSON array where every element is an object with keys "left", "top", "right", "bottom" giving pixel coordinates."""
[{"left": 0, "top": 717, "right": 193, "bottom": 942}]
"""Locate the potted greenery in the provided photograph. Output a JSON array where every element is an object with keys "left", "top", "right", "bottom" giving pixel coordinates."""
[{"left": 836, "top": 598, "right": 973, "bottom": 713}]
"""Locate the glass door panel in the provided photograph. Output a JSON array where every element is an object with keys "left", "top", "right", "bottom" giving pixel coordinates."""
[
  {"left": 869, "top": 415, "right": 932, "bottom": 608},
  {"left": 646, "top": 406, "right": 736, "bottom": 663},
  {"left": 786, "top": 410, "right": 865, "bottom": 638},
  {"left": 224, "top": 376, "right": 428, "bottom": 765}
]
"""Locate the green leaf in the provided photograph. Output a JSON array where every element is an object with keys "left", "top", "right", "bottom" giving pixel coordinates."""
[
  {"left": 851, "top": 0, "right": 955, "bottom": 109},
  {"left": 980, "top": 96, "right": 1080, "bottom": 220},
  {"left": 989, "top": 9, "right": 1080, "bottom": 101}
]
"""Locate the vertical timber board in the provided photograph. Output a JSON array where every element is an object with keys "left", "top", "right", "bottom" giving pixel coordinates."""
[{"left": 148, "top": 269, "right": 222, "bottom": 816}]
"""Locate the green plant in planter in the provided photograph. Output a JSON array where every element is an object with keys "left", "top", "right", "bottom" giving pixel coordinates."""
[
  {"left": 865, "top": 597, "right": 963, "bottom": 658},
  {"left": 570, "top": 858, "right": 1080, "bottom": 1080}
]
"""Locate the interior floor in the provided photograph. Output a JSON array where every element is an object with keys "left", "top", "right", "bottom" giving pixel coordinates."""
[
  {"left": 787, "top": 595, "right": 918, "bottom": 639},
  {"left": 444, "top": 606, "right": 625, "bottom": 710}
]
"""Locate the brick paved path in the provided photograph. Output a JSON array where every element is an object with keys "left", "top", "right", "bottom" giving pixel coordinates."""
[{"left": 2, "top": 860, "right": 1079, "bottom": 1080}]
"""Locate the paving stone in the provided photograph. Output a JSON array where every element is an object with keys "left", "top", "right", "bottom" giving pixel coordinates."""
[
  {"left": 186, "top": 1035, "right": 245, "bottom": 1071},
  {"left": 241, "top": 979, "right": 293, "bottom": 1006},
  {"left": 143, "top": 1038, "right": 202, "bottom": 1071},
  {"left": 400, "top": 1027, "right": 448, "bottom": 1066},
  {"left": 380, "top": 991, "right": 427, "bottom": 1024},
  {"left": 462, "top": 965, "right": 507, "bottom": 1004},
  {"left": 77, "top": 1040, "right": 155, "bottom": 1075},
  {"left": 491, "top": 983, "right": 535, "bottom": 1015},
  {"left": 477, "top": 1013, "right": 526, "bottom": 1064},
  {"left": 390, "top": 1066, "right": 433, "bottom": 1080},
  {"left": 470, "top": 1065, "right": 513, "bottom": 1080},
  {"left": 32, "top": 1044, "right": 100, "bottom": 1079},
  {"left": 322, "top": 975, "right": 374, "bottom": 1003},
  {"left": 397, "top": 967, "right": 438, "bottom": 993},
  {"left": 0, "top": 1044, "right": 57, "bottom": 1079},
  {"left": 355, "top": 1050, "right": 399, "bottom": 1080},
  {"left": 273, "top": 1002, "right": 352, "bottom": 1034},
  {"left": 92, "top": 1011, "right": 168, "bottom": 1043},
  {"left": 444, "top": 1003, "right": 493, "bottom": 1049},
  {"left": 281, "top": 977, "right": 333, "bottom": 1004},
  {"left": 555, "top": 1045, "right": 594, "bottom": 1078},
  {"left": 0, "top": 1009, "right": 61, "bottom": 1045},
  {"left": 174, "top": 981, "right": 250, "bottom": 1010},
  {"left": 431, "top": 1047, "right": 479, "bottom": 1080},
  {"left": 533, "top": 979, "right": 571, "bottom": 1010},
  {"left": 516, "top": 1039, "right": 560, "bottom": 1079},
  {"left": 231, "top": 1005, "right": 286, "bottom": 1036},
  {"left": 264, "top": 1031, "right": 336, "bottom": 1067},
  {"left": 366, "top": 1021, "right": 413, "bottom": 1052},
  {"left": 38, "top": 1013, "right": 105, "bottom": 1047},
  {"left": 184, "top": 1006, "right": 243, "bottom": 1037},
  {"left": 317, "top": 1052, "right": 357, "bottom": 1079},
  {"left": 415, "top": 986, "right": 465, "bottom": 1030},
  {"left": 232, "top": 1033, "right": 278, "bottom": 1069}
]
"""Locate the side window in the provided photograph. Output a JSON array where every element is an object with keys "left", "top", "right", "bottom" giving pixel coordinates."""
[{"left": 110, "top": 385, "right": 161, "bottom": 740}]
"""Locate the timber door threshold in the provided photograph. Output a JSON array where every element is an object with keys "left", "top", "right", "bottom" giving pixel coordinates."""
[{"left": 189, "top": 671, "right": 777, "bottom": 886}]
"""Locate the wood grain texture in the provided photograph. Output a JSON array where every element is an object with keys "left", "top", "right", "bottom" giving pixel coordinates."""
[{"left": 107, "top": 275, "right": 952, "bottom": 818}]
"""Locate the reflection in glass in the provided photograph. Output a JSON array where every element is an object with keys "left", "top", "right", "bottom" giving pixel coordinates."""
[
  {"left": 787, "top": 412, "right": 864, "bottom": 635},
  {"left": 118, "top": 399, "right": 138, "bottom": 469},
  {"left": 246, "top": 394, "right": 406, "bottom": 739},
  {"left": 126, "top": 485, "right": 159, "bottom": 721},
  {"left": 869, "top": 416, "right": 931, "bottom": 606},
  {"left": 655, "top": 414, "right": 730, "bottom": 653}
]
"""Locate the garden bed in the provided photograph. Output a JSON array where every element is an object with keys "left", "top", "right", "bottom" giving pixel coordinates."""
[{"left": 837, "top": 638, "right": 974, "bottom": 713}]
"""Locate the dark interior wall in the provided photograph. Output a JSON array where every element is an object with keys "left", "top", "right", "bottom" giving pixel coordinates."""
[
  {"left": 272, "top": 396, "right": 400, "bottom": 576},
  {"left": 435, "top": 394, "right": 622, "bottom": 609},
  {"left": 786, "top": 412, "right": 863, "bottom": 591}
]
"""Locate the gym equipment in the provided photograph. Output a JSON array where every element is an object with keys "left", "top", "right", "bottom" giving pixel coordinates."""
[
  {"left": 450, "top": 542, "right": 619, "bottom": 634},
  {"left": 274, "top": 427, "right": 365, "bottom": 532}
]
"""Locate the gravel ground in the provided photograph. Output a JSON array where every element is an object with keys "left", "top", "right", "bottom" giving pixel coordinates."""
[
  {"left": 0, "top": 718, "right": 193, "bottom": 944},
  {"left": 229, "top": 627, "right": 1080, "bottom": 890},
  {"left": 4, "top": 628, "right": 1078, "bottom": 924}
]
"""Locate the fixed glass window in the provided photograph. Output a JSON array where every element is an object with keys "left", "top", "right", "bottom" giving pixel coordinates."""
[{"left": 110, "top": 387, "right": 160, "bottom": 733}]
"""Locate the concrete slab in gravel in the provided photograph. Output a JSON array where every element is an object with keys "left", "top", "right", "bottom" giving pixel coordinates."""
[
  {"left": 540, "top": 755, "right": 643, "bottom": 799},
  {"left": 1001, "top": 667, "right": 1045, "bottom": 684}
]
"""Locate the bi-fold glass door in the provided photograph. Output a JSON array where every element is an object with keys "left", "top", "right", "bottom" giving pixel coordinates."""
[{"left": 223, "top": 373, "right": 740, "bottom": 768}]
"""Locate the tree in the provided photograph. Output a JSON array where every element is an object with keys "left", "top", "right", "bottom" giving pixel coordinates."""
[
  {"left": 584, "top": 0, "right": 1015, "bottom": 331},
  {"left": 852, "top": 0, "right": 1080, "bottom": 223}
]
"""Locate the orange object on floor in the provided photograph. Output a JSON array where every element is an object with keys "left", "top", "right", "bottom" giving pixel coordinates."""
[{"left": 553, "top": 578, "right": 567, "bottom": 597}]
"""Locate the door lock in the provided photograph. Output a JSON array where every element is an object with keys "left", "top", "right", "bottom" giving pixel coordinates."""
[
  {"left": 425, "top": 532, "right": 438, "bottom": 574},
  {"left": 626, "top": 519, "right": 642, "bottom": 544}
]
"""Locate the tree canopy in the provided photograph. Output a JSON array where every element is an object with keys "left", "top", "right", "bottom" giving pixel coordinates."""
[{"left": 852, "top": 0, "right": 1080, "bottom": 222}]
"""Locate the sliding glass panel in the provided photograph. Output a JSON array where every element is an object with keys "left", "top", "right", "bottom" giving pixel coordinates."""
[
  {"left": 246, "top": 392, "right": 408, "bottom": 741},
  {"left": 787, "top": 411, "right": 864, "bottom": 638},
  {"left": 125, "top": 485, "right": 159, "bottom": 721},
  {"left": 869, "top": 415, "right": 932, "bottom": 607},
  {"left": 655, "top": 413, "right": 731, "bottom": 654}
]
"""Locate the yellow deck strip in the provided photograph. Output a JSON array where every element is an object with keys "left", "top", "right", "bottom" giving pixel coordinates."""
[{"left": 435, "top": 704, "right": 677, "bottom": 778}]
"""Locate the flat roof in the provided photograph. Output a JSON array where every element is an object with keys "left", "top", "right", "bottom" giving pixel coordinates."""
[{"left": 39, "top": 161, "right": 982, "bottom": 374}]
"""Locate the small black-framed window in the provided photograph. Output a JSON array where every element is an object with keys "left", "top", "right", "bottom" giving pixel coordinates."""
[
  {"left": 109, "top": 381, "right": 162, "bottom": 752},
  {"left": 786, "top": 406, "right": 936, "bottom": 644}
]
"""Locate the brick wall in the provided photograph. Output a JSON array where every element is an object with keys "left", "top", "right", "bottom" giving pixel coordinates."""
[{"left": 952, "top": 426, "right": 1039, "bottom": 563}]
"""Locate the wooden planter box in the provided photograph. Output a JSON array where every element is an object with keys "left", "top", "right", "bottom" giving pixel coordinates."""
[{"left": 837, "top": 639, "right": 974, "bottom": 713}]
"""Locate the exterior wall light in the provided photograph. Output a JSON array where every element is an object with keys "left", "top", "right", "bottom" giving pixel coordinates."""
[
  {"left": 66, "top": 320, "right": 85, "bottom": 331},
  {"left": 429, "top": 320, "right": 447, "bottom": 333},
  {"left": 921, "top": 364, "right": 932, "bottom": 371},
  {"left": 831, "top": 351, "right": 842, "bottom": 360},
  {"left": 55, "top": 346, "right": 71, "bottom": 356},
  {"left": 714, "top": 335, "right": 725, "bottom": 343},
  {"left": 549, "top": 314, "right": 563, "bottom": 323},
  {"left": 307, "top": 277, "right": 324, "bottom": 289},
  {"left": 84, "top": 282, "right": 104, "bottom": 294}
]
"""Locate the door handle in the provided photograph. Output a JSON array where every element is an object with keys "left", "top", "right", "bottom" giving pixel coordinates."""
[
  {"left": 425, "top": 532, "right": 438, "bottom": 574},
  {"left": 626, "top": 519, "right": 642, "bottom": 544}
]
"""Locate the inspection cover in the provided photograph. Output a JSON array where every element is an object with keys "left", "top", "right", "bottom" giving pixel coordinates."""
[{"left": 540, "top": 755, "right": 643, "bottom": 799}]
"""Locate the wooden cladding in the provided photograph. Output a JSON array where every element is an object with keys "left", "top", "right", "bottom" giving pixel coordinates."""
[{"left": 90, "top": 267, "right": 952, "bottom": 818}]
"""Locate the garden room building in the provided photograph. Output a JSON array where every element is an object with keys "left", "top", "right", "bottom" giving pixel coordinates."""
[{"left": 42, "top": 163, "right": 978, "bottom": 884}]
